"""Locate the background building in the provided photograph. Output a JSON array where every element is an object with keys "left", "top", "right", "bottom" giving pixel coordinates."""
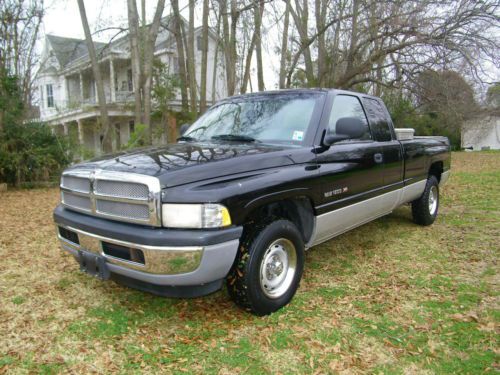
[
  {"left": 35, "top": 17, "right": 226, "bottom": 154},
  {"left": 462, "top": 112, "right": 500, "bottom": 151}
]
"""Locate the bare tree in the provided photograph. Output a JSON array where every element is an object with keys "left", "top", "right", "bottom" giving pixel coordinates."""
[
  {"left": 278, "top": 0, "right": 291, "bottom": 89},
  {"left": 199, "top": 0, "right": 210, "bottom": 113},
  {"left": 76, "top": 0, "right": 112, "bottom": 153},
  {"left": 171, "top": 0, "right": 189, "bottom": 111},
  {"left": 254, "top": 0, "right": 265, "bottom": 91},
  {"left": 186, "top": 0, "right": 198, "bottom": 113},
  {"left": 280, "top": 0, "right": 499, "bottom": 93},
  {"left": 126, "top": 0, "right": 166, "bottom": 143},
  {"left": 0, "top": 0, "right": 44, "bottom": 119}
]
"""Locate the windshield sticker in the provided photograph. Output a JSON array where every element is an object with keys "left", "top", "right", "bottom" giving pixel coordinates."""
[{"left": 292, "top": 131, "right": 304, "bottom": 141}]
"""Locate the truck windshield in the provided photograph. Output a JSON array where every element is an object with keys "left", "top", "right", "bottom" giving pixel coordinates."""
[{"left": 183, "top": 93, "right": 323, "bottom": 145}]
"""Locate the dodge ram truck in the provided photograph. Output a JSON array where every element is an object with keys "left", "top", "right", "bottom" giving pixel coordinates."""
[{"left": 54, "top": 89, "right": 451, "bottom": 315}]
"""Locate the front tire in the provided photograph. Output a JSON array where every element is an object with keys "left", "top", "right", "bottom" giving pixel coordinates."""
[
  {"left": 412, "top": 175, "right": 439, "bottom": 226},
  {"left": 227, "top": 219, "right": 305, "bottom": 316}
]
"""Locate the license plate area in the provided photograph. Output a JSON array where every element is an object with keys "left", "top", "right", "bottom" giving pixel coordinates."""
[{"left": 78, "top": 249, "right": 110, "bottom": 280}]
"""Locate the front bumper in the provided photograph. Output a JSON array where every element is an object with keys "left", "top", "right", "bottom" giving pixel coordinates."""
[{"left": 53, "top": 205, "right": 243, "bottom": 297}]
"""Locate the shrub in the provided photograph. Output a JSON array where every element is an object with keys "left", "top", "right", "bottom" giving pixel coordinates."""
[
  {"left": 124, "top": 123, "right": 149, "bottom": 149},
  {"left": 0, "top": 122, "right": 72, "bottom": 186}
]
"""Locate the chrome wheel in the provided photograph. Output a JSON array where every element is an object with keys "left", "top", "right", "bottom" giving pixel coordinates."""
[
  {"left": 259, "top": 238, "right": 297, "bottom": 299},
  {"left": 428, "top": 185, "right": 438, "bottom": 215}
]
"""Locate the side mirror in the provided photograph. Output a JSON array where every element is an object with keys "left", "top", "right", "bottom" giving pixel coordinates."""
[
  {"left": 179, "top": 123, "right": 190, "bottom": 136},
  {"left": 323, "top": 117, "right": 366, "bottom": 146}
]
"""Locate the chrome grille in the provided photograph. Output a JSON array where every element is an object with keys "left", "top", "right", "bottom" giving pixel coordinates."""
[
  {"left": 96, "top": 199, "right": 150, "bottom": 220},
  {"left": 60, "top": 170, "right": 161, "bottom": 226},
  {"left": 95, "top": 180, "right": 149, "bottom": 199},
  {"left": 61, "top": 176, "right": 90, "bottom": 193},
  {"left": 61, "top": 192, "right": 91, "bottom": 211}
]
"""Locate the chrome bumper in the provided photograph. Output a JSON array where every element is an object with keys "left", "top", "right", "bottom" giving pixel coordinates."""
[{"left": 56, "top": 224, "right": 240, "bottom": 286}]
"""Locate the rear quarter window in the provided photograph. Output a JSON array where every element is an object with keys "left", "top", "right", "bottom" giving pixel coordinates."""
[{"left": 362, "top": 98, "right": 393, "bottom": 142}]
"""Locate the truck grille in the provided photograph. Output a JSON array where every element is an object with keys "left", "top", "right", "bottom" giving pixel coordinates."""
[{"left": 60, "top": 170, "right": 162, "bottom": 226}]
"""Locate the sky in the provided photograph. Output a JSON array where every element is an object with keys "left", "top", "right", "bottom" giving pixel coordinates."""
[{"left": 41, "top": 0, "right": 281, "bottom": 90}]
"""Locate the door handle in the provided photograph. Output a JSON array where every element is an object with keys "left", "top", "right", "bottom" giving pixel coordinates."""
[{"left": 374, "top": 153, "right": 383, "bottom": 164}]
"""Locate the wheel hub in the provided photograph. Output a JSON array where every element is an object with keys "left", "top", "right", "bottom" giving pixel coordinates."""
[
  {"left": 259, "top": 238, "right": 297, "bottom": 299},
  {"left": 266, "top": 255, "right": 284, "bottom": 279},
  {"left": 428, "top": 185, "right": 438, "bottom": 215}
]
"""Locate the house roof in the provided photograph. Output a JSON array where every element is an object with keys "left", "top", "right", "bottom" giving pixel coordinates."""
[
  {"left": 46, "top": 34, "right": 107, "bottom": 68},
  {"left": 41, "top": 14, "right": 216, "bottom": 73}
]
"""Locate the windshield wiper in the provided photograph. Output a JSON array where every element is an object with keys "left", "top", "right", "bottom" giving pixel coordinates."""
[
  {"left": 177, "top": 135, "right": 197, "bottom": 142},
  {"left": 211, "top": 134, "right": 258, "bottom": 142}
]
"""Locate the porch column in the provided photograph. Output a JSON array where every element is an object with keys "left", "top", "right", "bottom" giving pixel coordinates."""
[
  {"left": 110, "top": 58, "right": 116, "bottom": 102},
  {"left": 62, "top": 122, "right": 69, "bottom": 136},
  {"left": 77, "top": 119, "right": 84, "bottom": 146},
  {"left": 63, "top": 76, "right": 69, "bottom": 109},
  {"left": 79, "top": 72, "right": 84, "bottom": 100}
]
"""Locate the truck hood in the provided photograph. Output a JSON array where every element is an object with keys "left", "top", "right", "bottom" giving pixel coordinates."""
[{"left": 67, "top": 142, "right": 301, "bottom": 188}]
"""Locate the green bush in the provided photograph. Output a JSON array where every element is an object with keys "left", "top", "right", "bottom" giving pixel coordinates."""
[
  {"left": 384, "top": 94, "right": 461, "bottom": 150},
  {"left": 0, "top": 122, "right": 72, "bottom": 186},
  {"left": 0, "top": 72, "right": 72, "bottom": 186},
  {"left": 124, "top": 123, "right": 149, "bottom": 149}
]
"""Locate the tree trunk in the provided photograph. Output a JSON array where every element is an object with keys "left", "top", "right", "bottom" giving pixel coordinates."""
[
  {"left": 255, "top": 0, "right": 265, "bottom": 91},
  {"left": 290, "top": 0, "right": 315, "bottom": 86},
  {"left": 127, "top": 0, "right": 143, "bottom": 127},
  {"left": 344, "top": 0, "right": 360, "bottom": 87},
  {"left": 199, "top": 0, "right": 210, "bottom": 113},
  {"left": 220, "top": 0, "right": 238, "bottom": 96},
  {"left": 77, "top": 0, "right": 113, "bottom": 153},
  {"left": 187, "top": 0, "right": 198, "bottom": 113},
  {"left": 315, "top": 0, "right": 327, "bottom": 87},
  {"left": 171, "top": 0, "right": 189, "bottom": 112},
  {"left": 141, "top": 0, "right": 166, "bottom": 142},
  {"left": 240, "top": 19, "right": 257, "bottom": 94},
  {"left": 279, "top": 0, "right": 290, "bottom": 89},
  {"left": 211, "top": 10, "right": 222, "bottom": 103}
]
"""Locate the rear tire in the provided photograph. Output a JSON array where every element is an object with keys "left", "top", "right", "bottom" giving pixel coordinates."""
[
  {"left": 412, "top": 175, "right": 439, "bottom": 226},
  {"left": 226, "top": 219, "right": 305, "bottom": 316}
]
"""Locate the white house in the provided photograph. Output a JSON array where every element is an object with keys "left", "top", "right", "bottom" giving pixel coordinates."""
[
  {"left": 462, "top": 112, "right": 500, "bottom": 150},
  {"left": 35, "top": 16, "right": 227, "bottom": 154}
]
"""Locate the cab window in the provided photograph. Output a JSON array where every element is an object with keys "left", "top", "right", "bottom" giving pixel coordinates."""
[
  {"left": 328, "top": 95, "right": 371, "bottom": 140},
  {"left": 362, "top": 97, "right": 393, "bottom": 142}
]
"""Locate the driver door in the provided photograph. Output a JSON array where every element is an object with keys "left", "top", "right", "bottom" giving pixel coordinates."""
[{"left": 313, "top": 94, "right": 385, "bottom": 242}]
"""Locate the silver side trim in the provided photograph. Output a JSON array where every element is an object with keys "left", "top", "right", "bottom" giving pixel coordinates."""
[
  {"left": 440, "top": 170, "right": 451, "bottom": 186},
  {"left": 400, "top": 179, "right": 427, "bottom": 204},
  {"left": 307, "top": 180, "right": 427, "bottom": 248}
]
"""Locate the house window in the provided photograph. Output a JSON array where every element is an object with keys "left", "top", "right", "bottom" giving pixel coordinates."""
[
  {"left": 129, "top": 120, "right": 135, "bottom": 134},
  {"left": 46, "top": 84, "right": 54, "bottom": 108},
  {"left": 127, "top": 69, "right": 133, "bottom": 91}
]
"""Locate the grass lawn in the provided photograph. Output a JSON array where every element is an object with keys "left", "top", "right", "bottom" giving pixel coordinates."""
[{"left": 0, "top": 151, "right": 498, "bottom": 374}]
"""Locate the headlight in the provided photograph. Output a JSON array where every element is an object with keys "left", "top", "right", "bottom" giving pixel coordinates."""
[{"left": 162, "top": 203, "right": 231, "bottom": 228}]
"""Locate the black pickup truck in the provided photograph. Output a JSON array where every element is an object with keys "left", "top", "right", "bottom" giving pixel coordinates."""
[{"left": 54, "top": 89, "right": 451, "bottom": 315}]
